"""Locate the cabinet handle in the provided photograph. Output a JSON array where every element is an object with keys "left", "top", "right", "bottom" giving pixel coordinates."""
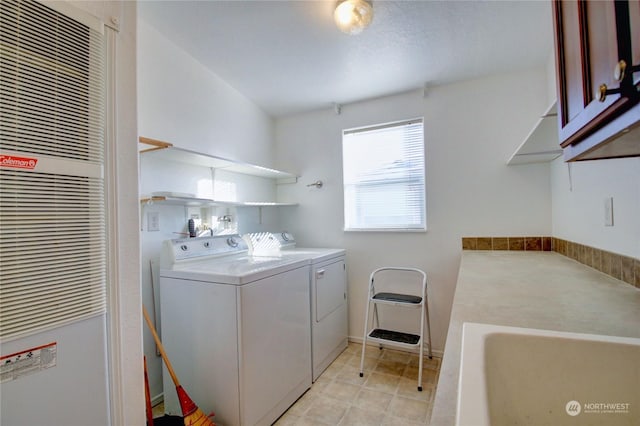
[
  {"left": 614, "top": 60, "right": 627, "bottom": 82},
  {"left": 316, "top": 269, "right": 325, "bottom": 279},
  {"left": 613, "top": 59, "right": 640, "bottom": 83},
  {"left": 597, "top": 84, "right": 621, "bottom": 102}
]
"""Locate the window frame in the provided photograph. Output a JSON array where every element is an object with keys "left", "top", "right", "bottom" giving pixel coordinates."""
[{"left": 341, "top": 117, "right": 427, "bottom": 233}]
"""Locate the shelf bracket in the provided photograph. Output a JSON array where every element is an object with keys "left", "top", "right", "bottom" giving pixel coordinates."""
[{"left": 276, "top": 177, "right": 298, "bottom": 185}]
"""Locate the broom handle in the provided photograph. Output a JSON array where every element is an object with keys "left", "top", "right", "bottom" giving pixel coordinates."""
[{"left": 142, "top": 305, "right": 182, "bottom": 387}]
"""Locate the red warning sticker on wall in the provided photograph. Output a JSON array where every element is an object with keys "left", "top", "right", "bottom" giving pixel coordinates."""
[{"left": 0, "top": 154, "right": 38, "bottom": 170}]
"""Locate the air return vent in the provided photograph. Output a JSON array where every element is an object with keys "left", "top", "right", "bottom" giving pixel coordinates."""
[{"left": 0, "top": 0, "right": 105, "bottom": 341}]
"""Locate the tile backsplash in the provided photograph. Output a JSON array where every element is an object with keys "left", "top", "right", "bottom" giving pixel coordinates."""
[
  {"left": 461, "top": 236, "right": 552, "bottom": 252},
  {"left": 552, "top": 237, "right": 639, "bottom": 289},
  {"left": 462, "top": 236, "right": 639, "bottom": 289}
]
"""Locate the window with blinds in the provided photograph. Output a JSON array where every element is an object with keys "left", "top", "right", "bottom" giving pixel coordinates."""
[
  {"left": 342, "top": 118, "right": 426, "bottom": 231},
  {"left": 0, "top": 0, "right": 106, "bottom": 341}
]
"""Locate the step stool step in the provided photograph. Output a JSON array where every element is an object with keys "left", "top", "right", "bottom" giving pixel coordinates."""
[
  {"left": 373, "top": 292, "right": 422, "bottom": 304},
  {"left": 369, "top": 328, "right": 420, "bottom": 345}
]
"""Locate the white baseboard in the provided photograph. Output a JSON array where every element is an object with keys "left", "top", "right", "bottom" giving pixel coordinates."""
[
  {"left": 348, "top": 335, "right": 444, "bottom": 359},
  {"left": 151, "top": 393, "right": 163, "bottom": 407}
]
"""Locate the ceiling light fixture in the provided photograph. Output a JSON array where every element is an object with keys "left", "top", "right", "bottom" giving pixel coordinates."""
[{"left": 334, "top": 0, "right": 374, "bottom": 35}]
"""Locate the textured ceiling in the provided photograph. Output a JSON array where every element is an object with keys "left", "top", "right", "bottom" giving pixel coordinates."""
[{"left": 139, "top": 0, "right": 554, "bottom": 117}]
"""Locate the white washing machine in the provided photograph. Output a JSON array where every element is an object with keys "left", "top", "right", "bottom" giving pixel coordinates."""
[
  {"left": 245, "top": 232, "right": 348, "bottom": 381},
  {"left": 159, "top": 235, "right": 311, "bottom": 426}
]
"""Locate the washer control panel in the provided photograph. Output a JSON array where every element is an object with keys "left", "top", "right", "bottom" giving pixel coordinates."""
[
  {"left": 163, "top": 234, "right": 248, "bottom": 264},
  {"left": 277, "top": 231, "right": 296, "bottom": 248}
]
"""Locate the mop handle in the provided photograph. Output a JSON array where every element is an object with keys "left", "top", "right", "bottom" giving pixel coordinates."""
[{"left": 142, "top": 305, "right": 181, "bottom": 387}]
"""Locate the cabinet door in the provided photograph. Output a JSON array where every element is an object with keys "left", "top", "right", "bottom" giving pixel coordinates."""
[{"left": 553, "top": 0, "right": 636, "bottom": 148}]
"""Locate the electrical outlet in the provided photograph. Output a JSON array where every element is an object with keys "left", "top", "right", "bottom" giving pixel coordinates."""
[
  {"left": 147, "top": 211, "right": 160, "bottom": 232},
  {"left": 604, "top": 197, "right": 614, "bottom": 227}
]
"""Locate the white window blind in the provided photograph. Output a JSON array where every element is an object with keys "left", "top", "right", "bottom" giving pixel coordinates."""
[
  {"left": 342, "top": 118, "right": 426, "bottom": 231},
  {"left": 0, "top": 0, "right": 106, "bottom": 341}
]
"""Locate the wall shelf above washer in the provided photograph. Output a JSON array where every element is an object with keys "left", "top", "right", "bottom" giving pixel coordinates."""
[
  {"left": 140, "top": 193, "right": 298, "bottom": 208},
  {"left": 139, "top": 136, "right": 298, "bottom": 183}
]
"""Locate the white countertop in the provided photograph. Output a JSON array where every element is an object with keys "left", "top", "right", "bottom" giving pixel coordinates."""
[{"left": 430, "top": 251, "right": 640, "bottom": 426}]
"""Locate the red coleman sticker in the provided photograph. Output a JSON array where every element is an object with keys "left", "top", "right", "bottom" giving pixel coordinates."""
[{"left": 0, "top": 155, "right": 38, "bottom": 170}]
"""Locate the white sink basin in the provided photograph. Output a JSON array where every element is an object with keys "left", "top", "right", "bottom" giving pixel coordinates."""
[{"left": 456, "top": 322, "right": 640, "bottom": 426}]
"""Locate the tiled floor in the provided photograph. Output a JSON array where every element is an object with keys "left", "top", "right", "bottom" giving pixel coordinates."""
[
  {"left": 152, "top": 342, "right": 441, "bottom": 426},
  {"left": 274, "top": 342, "right": 440, "bottom": 425}
]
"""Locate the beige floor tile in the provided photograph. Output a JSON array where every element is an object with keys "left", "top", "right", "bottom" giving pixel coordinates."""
[
  {"left": 380, "top": 414, "right": 425, "bottom": 426},
  {"left": 334, "top": 364, "right": 370, "bottom": 386},
  {"left": 304, "top": 395, "right": 350, "bottom": 425},
  {"left": 343, "top": 343, "right": 363, "bottom": 355},
  {"left": 286, "top": 390, "right": 317, "bottom": 417},
  {"left": 403, "top": 364, "right": 439, "bottom": 384},
  {"left": 374, "top": 359, "right": 407, "bottom": 376},
  {"left": 151, "top": 402, "right": 164, "bottom": 418},
  {"left": 361, "top": 346, "right": 385, "bottom": 360},
  {"left": 380, "top": 349, "right": 412, "bottom": 364},
  {"left": 310, "top": 375, "right": 332, "bottom": 392},
  {"left": 347, "top": 354, "right": 378, "bottom": 370},
  {"left": 409, "top": 355, "right": 440, "bottom": 370},
  {"left": 402, "top": 364, "right": 419, "bottom": 380},
  {"left": 363, "top": 372, "right": 401, "bottom": 394},
  {"left": 273, "top": 411, "right": 301, "bottom": 425},
  {"left": 353, "top": 388, "right": 393, "bottom": 413},
  {"left": 279, "top": 343, "right": 440, "bottom": 425},
  {"left": 335, "top": 350, "right": 356, "bottom": 364},
  {"left": 422, "top": 368, "right": 439, "bottom": 385},
  {"left": 319, "top": 359, "right": 348, "bottom": 379},
  {"left": 296, "top": 417, "right": 336, "bottom": 426},
  {"left": 323, "top": 381, "right": 362, "bottom": 403},
  {"left": 338, "top": 406, "right": 384, "bottom": 426},
  {"left": 396, "top": 377, "right": 432, "bottom": 402},
  {"left": 387, "top": 395, "right": 430, "bottom": 423}
]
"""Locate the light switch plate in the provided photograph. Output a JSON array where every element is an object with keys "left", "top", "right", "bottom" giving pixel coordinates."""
[{"left": 147, "top": 211, "right": 160, "bottom": 231}]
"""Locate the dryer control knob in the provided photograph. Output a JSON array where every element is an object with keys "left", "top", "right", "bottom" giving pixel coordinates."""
[
  {"left": 227, "top": 237, "right": 239, "bottom": 248},
  {"left": 282, "top": 232, "right": 294, "bottom": 241}
]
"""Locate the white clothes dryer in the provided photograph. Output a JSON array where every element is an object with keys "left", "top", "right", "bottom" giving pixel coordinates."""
[{"left": 246, "top": 232, "right": 348, "bottom": 381}]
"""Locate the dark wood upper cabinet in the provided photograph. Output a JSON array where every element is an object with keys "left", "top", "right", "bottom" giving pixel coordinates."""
[{"left": 553, "top": 0, "right": 640, "bottom": 161}]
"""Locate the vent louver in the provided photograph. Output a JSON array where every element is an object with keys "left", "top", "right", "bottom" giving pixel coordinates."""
[{"left": 0, "top": 0, "right": 106, "bottom": 341}]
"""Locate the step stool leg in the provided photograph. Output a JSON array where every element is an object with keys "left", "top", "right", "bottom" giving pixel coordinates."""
[
  {"left": 417, "top": 347, "right": 423, "bottom": 392},
  {"left": 425, "top": 293, "right": 433, "bottom": 359},
  {"left": 418, "top": 304, "right": 424, "bottom": 392},
  {"left": 359, "top": 340, "right": 367, "bottom": 378},
  {"left": 359, "top": 295, "right": 372, "bottom": 377}
]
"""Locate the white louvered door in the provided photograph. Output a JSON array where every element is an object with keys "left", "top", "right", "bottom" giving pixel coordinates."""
[{"left": 0, "top": 0, "right": 106, "bottom": 341}]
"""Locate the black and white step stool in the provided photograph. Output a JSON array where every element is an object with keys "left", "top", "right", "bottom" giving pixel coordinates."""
[{"left": 358, "top": 267, "right": 432, "bottom": 391}]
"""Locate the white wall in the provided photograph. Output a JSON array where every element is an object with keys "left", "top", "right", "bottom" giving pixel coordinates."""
[
  {"left": 275, "top": 68, "right": 552, "bottom": 353},
  {"left": 137, "top": 20, "right": 275, "bottom": 168},
  {"left": 551, "top": 157, "right": 640, "bottom": 258},
  {"left": 137, "top": 18, "right": 282, "bottom": 402}
]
